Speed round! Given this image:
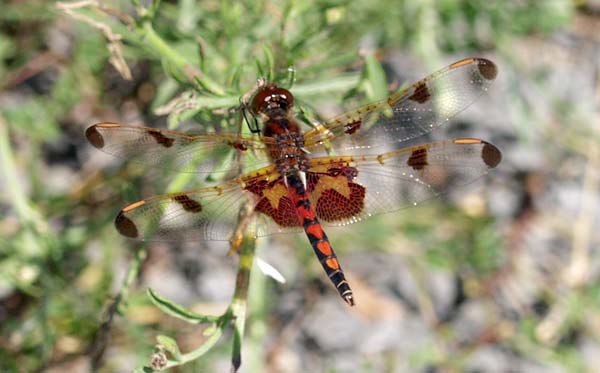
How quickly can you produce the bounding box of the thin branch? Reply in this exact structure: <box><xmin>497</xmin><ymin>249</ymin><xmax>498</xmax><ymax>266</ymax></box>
<box><xmin>56</xmin><ymin>1</ymin><xmax>133</xmax><ymax>80</ymax></box>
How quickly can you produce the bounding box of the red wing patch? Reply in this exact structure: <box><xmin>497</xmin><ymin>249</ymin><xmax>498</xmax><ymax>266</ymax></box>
<box><xmin>244</xmin><ymin>177</ymin><xmax>301</xmax><ymax>227</ymax></box>
<box><xmin>307</xmin><ymin>165</ymin><xmax>366</xmax><ymax>223</ymax></box>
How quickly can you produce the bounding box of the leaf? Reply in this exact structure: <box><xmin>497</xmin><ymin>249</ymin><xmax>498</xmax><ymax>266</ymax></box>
<box><xmin>364</xmin><ymin>53</ymin><xmax>388</xmax><ymax>102</ymax></box>
<box><xmin>202</xmin><ymin>324</ymin><xmax>215</xmax><ymax>337</ymax></box>
<box><xmin>147</xmin><ymin>288</ymin><xmax>219</xmax><ymax>324</ymax></box>
<box><xmin>156</xmin><ymin>335</ymin><xmax>182</xmax><ymax>361</ymax></box>
<box><xmin>261</xmin><ymin>44</ymin><xmax>275</xmax><ymax>82</ymax></box>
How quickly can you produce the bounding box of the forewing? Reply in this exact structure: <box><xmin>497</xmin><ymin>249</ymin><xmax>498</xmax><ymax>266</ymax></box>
<box><xmin>86</xmin><ymin>122</ymin><xmax>274</xmax><ymax>173</ymax></box>
<box><xmin>304</xmin><ymin>58</ymin><xmax>497</xmax><ymax>154</ymax></box>
<box><xmin>114</xmin><ymin>166</ymin><xmax>302</xmax><ymax>241</ymax></box>
<box><xmin>306</xmin><ymin>139</ymin><xmax>501</xmax><ymax>226</ymax></box>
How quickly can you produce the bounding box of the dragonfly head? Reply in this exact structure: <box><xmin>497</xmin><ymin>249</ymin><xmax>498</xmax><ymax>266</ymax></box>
<box><xmin>251</xmin><ymin>83</ymin><xmax>294</xmax><ymax>119</ymax></box>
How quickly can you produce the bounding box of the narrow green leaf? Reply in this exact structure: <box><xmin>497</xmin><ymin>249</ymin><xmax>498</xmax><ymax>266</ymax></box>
<box><xmin>147</xmin><ymin>288</ymin><xmax>219</xmax><ymax>324</ymax></box>
<box><xmin>255</xmin><ymin>58</ymin><xmax>266</xmax><ymax>79</ymax></box>
<box><xmin>364</xmin><ymin>53</ymin><xmax>388</xmax><ymax>102</ymax></box>
<box><xmin>261</xmin><ymin>45</ymin><xmax>275</xmax><ymax>82</ymax></box>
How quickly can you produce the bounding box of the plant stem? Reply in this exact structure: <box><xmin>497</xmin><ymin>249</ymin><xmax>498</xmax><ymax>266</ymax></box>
<box><xmin>163</xmin><ymin>320</ymin><xmax>226</xmax><ymax>369</ymax></box>
<box><xmin>0</xmin><ymin>115</ymin><xmax>43</xmax><ymax>227</ymax></box>
<box><xmin>230</xmin><ymin>233</ymin><xmax>256</xmax><ymax>371</ymax></box>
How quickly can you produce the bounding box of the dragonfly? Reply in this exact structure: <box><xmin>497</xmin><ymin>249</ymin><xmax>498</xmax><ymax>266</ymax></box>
<box><xmin>86</xmin><ymin>57</ymin><xmax>501</xmax><ymax>306</ymax></box>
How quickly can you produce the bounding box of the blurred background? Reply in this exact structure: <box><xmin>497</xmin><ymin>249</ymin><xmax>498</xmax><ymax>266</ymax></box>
<box><xmin>1</xmin><ymin>0</ymin><xmax>599</xmax><ymax>372</ymax></box>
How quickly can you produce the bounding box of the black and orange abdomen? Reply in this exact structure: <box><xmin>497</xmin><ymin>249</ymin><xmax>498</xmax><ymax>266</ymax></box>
<box><xmin>286</xmin><ymin>173</ymin><xmax>354</xmax><ymax>306</ymax></box>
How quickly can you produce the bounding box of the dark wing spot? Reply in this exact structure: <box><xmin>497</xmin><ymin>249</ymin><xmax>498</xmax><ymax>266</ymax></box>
<box><xmin>173</xmin><ymin>195</ymin><xmax>203</xmax><ymax>213</ymax></box>
<box><xmin>407</xmin><ymin>148</ymin><xmax>428</xmax><ymax>170</ymax></box>
<box><xmin>344</xmin><ymin>120</ymin><xmax>362</xmax><ymax>135</ymax></box>
<box><xmin>148</xmin><ymin>129</ymin><xmax>174</xmax><ymax>147</ymax></box>
<box><xmin>408</xmin><ymin>81</ymin><xmax>431</xmax><ymax>104</ymax></box>
<box><xmin>85</xmin><ymin>125</ymin><xmax>104</xmax><ymax>148</ymax></box>
<box><xmin>477</xmin><ymin>58</ymin><xmax>498</xmax><ymax>80</ymax></box>
<box><xmin>115</xmin><ymin>212</ymin><xmax>138</xmax><ymax>238</ymax></box>
<box><xmin>481</xmin><ymin>142</ymin><xmax>502</xmax><ymax>168</ymax></box>
<box><xmin>229</xmin><ymin>141</ymin><xmax>248</xmax><ymax>151</ymax></box>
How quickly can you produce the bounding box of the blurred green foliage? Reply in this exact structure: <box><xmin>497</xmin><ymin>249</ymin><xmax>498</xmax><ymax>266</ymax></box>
<box><xmin>0</xmin><ymin>0</ymin><xmax>582</xmax><ymax>372</ymax></box>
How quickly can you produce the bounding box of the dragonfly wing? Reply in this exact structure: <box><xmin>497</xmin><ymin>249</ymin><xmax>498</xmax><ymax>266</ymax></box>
<box><xmin>114</xmin><ymin>166</ymin><xmax>303</xmax><ymax>241</ymax></box>
<box><xmin>86</xmin><ymin>122</ymin><xmax>274</xmax><ymax>173</ymax></box>
<box><xmin>305</xmin><ymin>139</ymin><xmax>501</xmax><ymax>226</ymax></box>
<box><xmin>304</xmin><ymin>58</ymin><xmax>497</xmax><ymax>154</ymax></box>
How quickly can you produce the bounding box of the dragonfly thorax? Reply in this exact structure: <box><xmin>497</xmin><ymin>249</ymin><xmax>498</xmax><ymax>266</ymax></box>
<box><xmin>272</xmin><ymin>132</ymin><xmax>309</xmax><ymax>174</ymax></box>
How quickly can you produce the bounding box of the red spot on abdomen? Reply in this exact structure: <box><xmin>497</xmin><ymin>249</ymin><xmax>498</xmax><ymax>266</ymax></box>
<box><xmin>316</xmin><ymin>241</ymin><xmax>333</xmax><ymax>256</ymax></box>
<box><xmin>297</xmin><ymin>204</ymin><xmax>317</xmax><ymax>221</ymax></box>
<box><xmin>325</xmin><ymin>258</ymin><xmax>340</xmax><ymax>270</ymax></box>
<box><xmin>306</xmin><ymin>223</ymin><xmax>325</xmax><ymax>240</ymax></box>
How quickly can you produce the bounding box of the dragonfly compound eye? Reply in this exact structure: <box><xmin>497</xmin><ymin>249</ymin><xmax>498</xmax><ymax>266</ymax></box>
<box><xmin>251</xmin><ymin>84</ymin><xmax>294</xmax><ymax>115</ymax></box>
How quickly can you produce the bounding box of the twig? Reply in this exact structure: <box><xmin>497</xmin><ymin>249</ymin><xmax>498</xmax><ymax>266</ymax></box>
<box><xmin>56</xmin><ymin>1</ymin><xmax>133</xmax><ymax>80</ymax></box>
<box><xmin>88</xmin><ymin>247</ymin><xmax>147</xmax><ymax>369</ymax></box>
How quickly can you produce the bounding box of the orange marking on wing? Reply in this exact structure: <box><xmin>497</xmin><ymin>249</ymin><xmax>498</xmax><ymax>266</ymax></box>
<box><xmin>449</xmin><ymin>58</ymin><xmax>476</xmax><ymax>69</ymax></box>
<box><xmin>96</xmin><ymin>122</ymin><xmax>120</xmax><ymax>128</ymax></box>
<box><xmin>122</xmin><ymin>200</ymin><xmax>145</xmax><ymax>212</ymax></box>
<box><xmin>312</xmin><ymin>175</ymin><xmax>352</xmax><ymax>201</ymax></box>
<box><xmin>306</xmin><ymin>223</ymin><xmax>324</xmax><ymax>240</ymax></box>
<box><xmin>325</xmin><ymin>258</ymin><xmax>340</xmax><ymax>270</ymax></box>
<box><xmin>263</xmin><ymin>183</ymin><xmax>287</xmax><ymax>209</ymax></box>
<box><xmin>308</xmin><ymin>164</ymin><xmax>330</xmax><ymax>173</ymax></box>
<box><xmin>316</xmin><ymin>241</ymin><xmax>333</xmax><ymax>256</ymax></box>
<box><xmin>453</xmin><ymin>138</ymin><xmax>482</xmax><ymax>144</ymax></box>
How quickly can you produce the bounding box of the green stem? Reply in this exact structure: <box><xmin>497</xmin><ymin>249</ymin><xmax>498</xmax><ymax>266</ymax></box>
<box><xmin>229</xmin><ymin>234</ymin><xmax>255</xmax><ymax>371</ymax></box>
<box><xmin>147</xmin><ymin>231</ymin><xmax>256</xmax><ymax>370</ymax></box>
<box><xmin>89</xmin><ymin>246</ymin><xmax>147</xmax><ymax>368</ymax></box>
<box><xmin>0</xmin><ymin>115</ymin><xmax>42</xmax><ymax>226</ymax></box>
<box><xmin>119</xmin><ymin>246</ymin><xmax>147</xmax><ymax>309</ymax></box>
<box><xmin>163</xmin><ymin>319</ymin><xmax>227</xmax><ymax>369</ymax></box>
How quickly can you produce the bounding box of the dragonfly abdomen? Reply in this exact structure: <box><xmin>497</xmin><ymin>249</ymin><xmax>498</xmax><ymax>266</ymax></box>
<box><xmin>286</xmin><ymin>172</ymin><xmax>355</xmax><ymax>306</ymax></box>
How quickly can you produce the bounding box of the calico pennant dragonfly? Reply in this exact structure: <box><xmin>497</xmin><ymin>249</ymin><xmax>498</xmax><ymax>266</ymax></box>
<box><xmin>86</xmin><ymin>57</ymin><xmax>501</xmax><ymax>306</ymax></box>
